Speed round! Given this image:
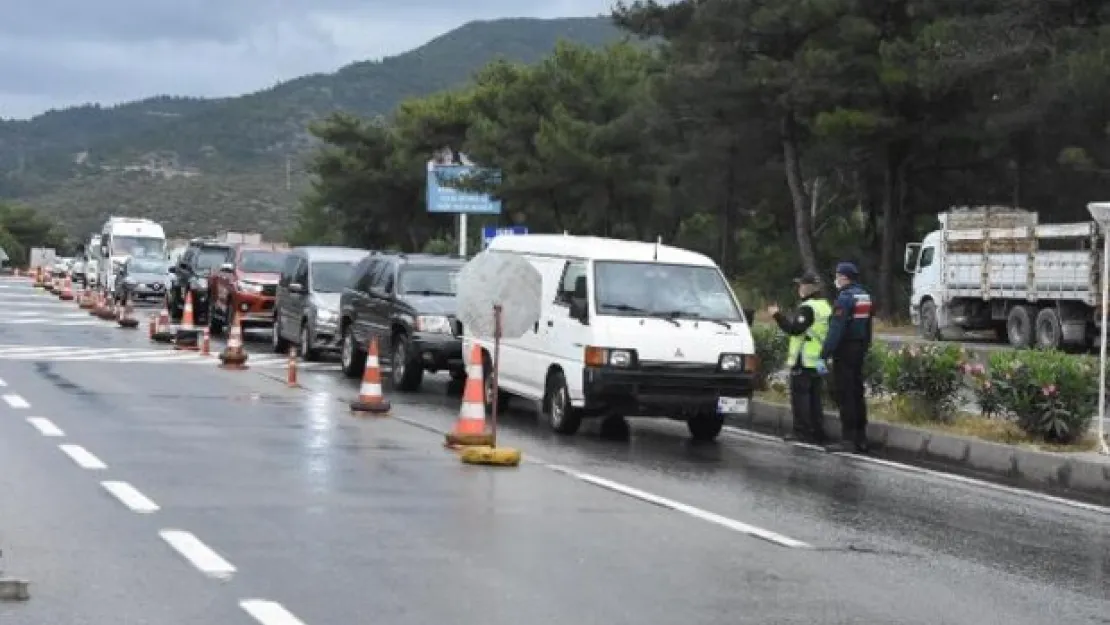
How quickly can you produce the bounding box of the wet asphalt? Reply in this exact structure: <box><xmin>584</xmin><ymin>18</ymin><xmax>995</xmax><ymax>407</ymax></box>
<box><xmin>0</xmin><ymin>279</ymin><xmax>1108</xmax><ymax>625</ymax></box>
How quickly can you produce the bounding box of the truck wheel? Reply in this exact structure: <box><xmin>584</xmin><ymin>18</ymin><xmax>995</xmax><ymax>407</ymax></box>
<box><xmin>919</xmin><ymin>301</ymin><xmax>940</xmax><ymax>340</ymax></box>
<box><xmin>544</xmin><ymin>370</ymin><xmax>582</xmax><ymax>435</ymax></box>
<box><xmin>1034</xmin><ymin>308</ymin><xmax>1063</xmax><ymax>350</ymax></box>
<box><xmin>1006</xmin><ymin>305</ymin><xmax>1035</xmax><ymax>348</ymax></box>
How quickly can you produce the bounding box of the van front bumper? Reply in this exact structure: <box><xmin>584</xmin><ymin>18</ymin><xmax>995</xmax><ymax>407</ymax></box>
<box><xmin>581</xmin><ymin>364</ymin><xmax>754</xmax><ymax>417</ymax></box>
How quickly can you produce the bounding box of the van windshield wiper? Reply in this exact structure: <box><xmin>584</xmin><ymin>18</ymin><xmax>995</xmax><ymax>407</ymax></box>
<box><xmin>404</xmin><ymin>290</ymin><xmax>454</xmax><ymax>296</ymax></box>
<box><xmin>601</xmin><ymin>302</ymin><xmax>680</xmax><ymax>326</ymax></box>
<box><xmin>656</xmin><ymin>310</ymin><xmax>731</xmax><ymax>329</ymax></box>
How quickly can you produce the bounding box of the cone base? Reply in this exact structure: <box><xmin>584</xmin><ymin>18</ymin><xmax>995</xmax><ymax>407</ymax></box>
<box><xmin>218</xmin><ymin>351</ymin><xmax>249</xmax><ymax>369</ymax></box>
<box><xmin>350</xmin><ymin>399</ymin><xmax>390</xmax><ymax>414</ymax></box>
<box><xmin>78</xmin><ymin>301</ymin><xmax>94</xmax><ymax>309</ymax></box>
<box><xmin>118</xmin><ymin>318</ymin><xmax>139</xmax><ymax>328</ymax></box>
<box><xmin>445</xmin><ymin>432</ymin><xmax>495</xmax><ymax>448</ymax></box>
<box><xmin>459</xmin><ymin>446</ymin><xmax>522</xmax><ymax>467</ymax></box>
<box><xmin>95</xmin><ymin>310</ymin><xmax>116</xmax><ymax>320</ymax></box>
<box><xmin>59</xmin><ymin>293</ymin><xmax>74</xmax><ymax>301</ymax></box>
<box><xmin>151</xmin><ymin>331</ymin><xmax>173</xmax><ymax>343</ymax></box>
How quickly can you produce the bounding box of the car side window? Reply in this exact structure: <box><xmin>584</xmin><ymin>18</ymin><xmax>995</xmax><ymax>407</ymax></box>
<box><xmin>294</xmin><ymin>261</ymin><xmax>308</xmax><ymax>286</ymax></box>
<box><xmin>279</xmin><ymin>255</ymin><xmax>299</xmax><ymax>286</ymax></box>
<box><xmin>555</xmin><ymin>261</ymin><xmax>587</xmax><ymax>305</ymax></box>
<box><xmin>381</xmin><ymin>263</ymin><xmax>395</xmax><ymax>295</ymax></box>
<box><xmin>355</xmin><ymin>259</ymin><xmax>379</xmax><ymax>294</ymax></box>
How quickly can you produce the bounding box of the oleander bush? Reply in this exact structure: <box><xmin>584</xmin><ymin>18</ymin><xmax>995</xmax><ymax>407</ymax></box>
<box><xmin>876</xmin><ymin>344</ymin><xmax>966</xmax><ymax>422</ymax></box>
<box><xmin>979</xmin><ymin>350</ymin><xmax>1097</xmax><ymax>444</ymax></box>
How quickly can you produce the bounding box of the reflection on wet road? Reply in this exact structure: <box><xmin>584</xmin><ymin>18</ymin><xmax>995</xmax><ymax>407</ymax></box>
<box><xmin>0</xmin><ymin>280</ymin><xmax>1107</xmax><ymax>625</ymax></box>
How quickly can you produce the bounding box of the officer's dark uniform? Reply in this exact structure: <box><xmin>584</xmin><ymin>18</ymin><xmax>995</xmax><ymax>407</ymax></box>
<box><xmin>820</xmin><ymin>262</ymin><xmax>873</xmax><ymax>453</ymax></box>
<box><xmin>772</xmin><ymin>272</ymin><xmax>830</xmax><ymax>444</ymax></box>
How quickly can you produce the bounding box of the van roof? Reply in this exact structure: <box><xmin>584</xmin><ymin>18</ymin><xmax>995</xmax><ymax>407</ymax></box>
<box><xmin>488</xmin><ymin>234</ymin><xmax>718</xmax><ymax>267</ymax></box>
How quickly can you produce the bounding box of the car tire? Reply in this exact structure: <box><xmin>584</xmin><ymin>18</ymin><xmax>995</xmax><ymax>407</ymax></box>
<box><xmin>340</xmin><ymin>325</ymin><xmax>366</xmax><ymax>379</ymax></box>
<box><xmin>481</xmin><ymin>351</ymin><xmax>511</xmax><ymax>416</ymax></box>
<box><xmin>271</xmin><ymin>315</ymin><xmax>290</xmax><ymax>353</ymax></box>
<box><xmin>687</xmin><ymin>411</ymin><xmax>724</xmax><ymax>442</ymax></box>
<box><xmin>390</xmin><ymin>333</ymin><xmax>424</xmax><ymax>392</ymax></box>
<box><xmin>300</xmin><ymin>322</ymin><xmax>320</xmax><ymax>362</ymax></box>
<box><xmin>543</xmin><ymin>369</ymin><xmax>582</xmax><ymax>435</ymax></box>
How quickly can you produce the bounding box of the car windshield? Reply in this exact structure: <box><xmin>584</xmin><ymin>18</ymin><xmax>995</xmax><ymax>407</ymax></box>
<box><xmin>593</xmin><ymin>261</ymin><xmax>742</xmax><ymax>321</ymax></box>
<box><xmin>195</xmin><ymin>248</ymin><xmax>230</xmax><ymax>273</ymax></box>
<box><xmin>310</xmin><ymin>261</ymin><xmax>356</xmax><ymax>293</ymax></box>
<box><xmin>130</xmin><ymin>259</ymin><xmax>168</xmax><ymax>274</ymax></box>
<box><xmin>399</xmin><ymin>266</ymin><xmax>459</xmax><ymax>296</ymax></box>
<box><xmin>240</xmin><ymin>250</ymin><xmax>287</xmax><ymax>273</ymax></box>
<box><xmin>113</xmin><ymin>236</ymin><xmax>165</xmax><ymax>259</ymax></box>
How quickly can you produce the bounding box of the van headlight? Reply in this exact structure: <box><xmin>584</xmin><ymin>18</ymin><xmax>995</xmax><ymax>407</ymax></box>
<box><xmin>584</xmin><ymin>346</ymin><xmax>637</xmax><ymax>368</ymax></box>
<box><xmin>415</xmin><ymin>315</ymin><xmax>452</xmax><ymax>334</ymax></box>
<box><xmin>719</xmin><ymin>354</ymin><xmax>743</xmax><ymax>371</ymax></box>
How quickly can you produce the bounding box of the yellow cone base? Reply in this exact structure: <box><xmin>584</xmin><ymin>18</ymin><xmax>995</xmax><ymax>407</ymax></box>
<box><xmin>0</xmin><ymin>577</ymin><xmax>30</xmax><ymax>601</ymax></box>
<box><xmin>445</xmin><ymin>432</ymin><xmax>495</xmax><ymax>448</ymax></box>
<box><xmin>460</xmin><ymin>446</ymin><xmax>522</xmax><ymax>467</ymax></box>
<box><xmin>118</xmin><ymin>318</ymin><xmax>139</xmax><ymax>329</ymax></box>
<box><xmin>351</xmin><ymin>399</ymin><xmax>390</xmax><ymax>414</ymax></box>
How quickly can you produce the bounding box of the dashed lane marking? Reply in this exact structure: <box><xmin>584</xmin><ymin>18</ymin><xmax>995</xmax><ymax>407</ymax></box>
<box><xmin>101</xmin><ymin>481</ymin><xmax>160</xmax><ymax>513</ymax></box>
<box><xmin>159</xmin><ymin>530</ymin><xmax>236</xmax><ymax>579</ymax></box>
<box><xmin>26</xmin><ymin>417</ymin><xmax>64</xmax><ymax>437</ymax></box>
<box><xmin>240</xmin><ymin>600</ymin><xmax>309</xmax><ymax>625</ymax></box>
<box><xmin>545</xmin><ymin>463</ymin><xmax>813</xmax><ymax>549</ymax></box>
<box><xmin>58</xmin><ymin>444</ymin><xmax>107</xmax><ymax>469</ymax></box>
<box><xmin>3</xmin><ymin>394</ymin><xmax>30</xmax><ymax>408</ymax></box>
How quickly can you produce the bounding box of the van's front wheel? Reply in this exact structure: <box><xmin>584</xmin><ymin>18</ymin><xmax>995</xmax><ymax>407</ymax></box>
<box><xmin>544</xmin><ymin>370</ymin><xmax>581</xmax><ymax>435</ymax></box>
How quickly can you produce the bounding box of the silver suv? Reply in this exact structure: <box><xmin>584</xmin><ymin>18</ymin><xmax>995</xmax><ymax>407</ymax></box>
<box><xmin>271</xmin><ymin>246</ymin><xmax>370</xmax><ymax>360</ymax></box>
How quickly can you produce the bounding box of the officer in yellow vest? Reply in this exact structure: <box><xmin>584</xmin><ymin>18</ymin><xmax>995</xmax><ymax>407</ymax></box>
<box><xmin>767</xmin><ymin>272</ymin><xmax>832</xmax><ymax>444</ymax></box>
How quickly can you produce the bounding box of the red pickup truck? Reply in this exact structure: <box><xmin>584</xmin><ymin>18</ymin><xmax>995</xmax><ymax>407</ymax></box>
<box><xmin>208</xmin><ymin>244</ymin><xmax>289</xmax><ymax>333</ymax></box>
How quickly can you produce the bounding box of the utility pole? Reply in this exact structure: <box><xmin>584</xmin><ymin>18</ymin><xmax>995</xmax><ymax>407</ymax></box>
<box><xmin>285</xmin><ymin>155</ymin><xmax>291</xmax><ymax>191</ymax></box>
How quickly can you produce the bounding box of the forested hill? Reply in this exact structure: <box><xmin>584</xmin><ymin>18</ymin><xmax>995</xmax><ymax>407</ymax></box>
<box><xmin>0</xmin><ymin>17</ymin><xmax>624</xmax><ymax>237</ymax></box>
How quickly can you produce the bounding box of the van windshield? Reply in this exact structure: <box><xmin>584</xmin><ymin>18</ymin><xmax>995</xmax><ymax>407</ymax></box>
<box><xmin>113</xmin><ymin>236</ymin><xmax>165</xmax><ymax>259</ymax></box>
<box><xmin>593</xmin><ymin>261</ymin><xmax>741</xmax><ymax>322</ymax></box>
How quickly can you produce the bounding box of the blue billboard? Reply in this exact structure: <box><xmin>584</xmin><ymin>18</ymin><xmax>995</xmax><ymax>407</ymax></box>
<box><xmin>426</xmin><ymin>164</ymin><xmax>502</xmax><ymax>215</ymax></box>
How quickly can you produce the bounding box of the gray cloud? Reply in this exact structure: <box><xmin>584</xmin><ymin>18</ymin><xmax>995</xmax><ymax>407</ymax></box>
<box><xmin>0</xmin><ymin>0</ymin><xmax>613</xmax><ymax>119</ymax></box>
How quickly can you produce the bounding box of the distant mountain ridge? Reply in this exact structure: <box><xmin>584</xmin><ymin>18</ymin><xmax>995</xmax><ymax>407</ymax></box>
<box><xmin>0</xmin><ymin>17</ymin><xmax>624</xmax><ymax>238</ymax></box>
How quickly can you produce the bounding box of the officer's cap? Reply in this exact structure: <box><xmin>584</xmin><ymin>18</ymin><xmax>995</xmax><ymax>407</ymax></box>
<box><xmin>835</xmin><ymin>261</ymin><xmax>859</xmax><ymax>278</ymax></box>
<box><xmin>793</xmin><ymin>271</ymin><xmax>821</xmax><ymax>286</ymax></box>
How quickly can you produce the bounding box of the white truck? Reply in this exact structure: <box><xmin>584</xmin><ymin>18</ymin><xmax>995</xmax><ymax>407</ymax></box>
<box><xmin>905</xmin><ymin>206</ymin><xmax>1099</xmax><ymax>350</ymax></box>
<box><xmin>97</xmin><ymin>217</ymin><xmax>167</xmax><ymax>295</ymax></box>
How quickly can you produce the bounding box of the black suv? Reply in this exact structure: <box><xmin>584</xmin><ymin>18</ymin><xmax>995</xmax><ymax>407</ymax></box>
<box><xmin>169</xmin><ymin>239</ymin><xmax>233</xmax><ymax>323</ymax></box>
<box><xmin>339</xmin><ymin>253</ymin><xmax>465</xmax><ymax>391</ymax></box>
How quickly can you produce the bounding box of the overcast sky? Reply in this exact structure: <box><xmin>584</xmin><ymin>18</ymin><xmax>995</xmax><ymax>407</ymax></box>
<box><xmin>0</xmin><ymin>0</ymin><xmax>614</xmax><ymax>120</ymax></box>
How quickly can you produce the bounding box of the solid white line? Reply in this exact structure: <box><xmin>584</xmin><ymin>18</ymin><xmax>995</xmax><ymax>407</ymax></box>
<box><xmin>58</xmin><ymin>444</ymin><xmax>107</xmax><ymax>469</ymax></box>
<box><xmin>101</xmin><ymin>481</ymin><xmax>160</xmax><ymax>513</ymax></box>
<box><xmin>3</xmin><ymin>394</ymin><xmax>30</xmax><ymax>408</ymax></box>
<box><xmin>159</xmin><ymin>530</ymin><xmax>236</xmax><ymax>579</ymax></box>
<box><xmin>545</xmin><ymin>463</ymin><xmax>812</xmax><ymax>549</ymax></box>
<box><xmin>26</xmin><ymin>417</ymin><xmax>64</xmax><ymax>437</ymax></box>
<box><xmin>721</xmin><ymin>425</ymin><xmax>1110</xmax><ymax>516</ymax></box>
<box><xmin>240</xmin><ymin>600</ymin><xmax>309</xmax><ymax>625</ymax></box>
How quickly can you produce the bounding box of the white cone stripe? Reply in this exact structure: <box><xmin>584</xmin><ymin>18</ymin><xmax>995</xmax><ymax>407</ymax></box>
<box><xmin>367</xmin><ymin>355</ymin><xmax>379</xmax><ymax>367</ymax></box>
<box><xmin>459</xmin><ymin>402</ymin><xmax>485</xmax><ymax>420</ymax></box>
<box><xmin>466</xmin><ymin>364</ymin><xmax>483</xmax><ymax>378</ymax></box>
<box><xmin>358</xmin><ymin>382</ymin><xmax>382</xmax><ymax>396</ymax></box>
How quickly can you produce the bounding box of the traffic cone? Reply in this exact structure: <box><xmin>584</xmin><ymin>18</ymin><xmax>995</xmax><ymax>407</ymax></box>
<box><xmin>148</xmin><ymin>313</ymin><xmax>156</xmax><ymax>339</ymax></box>
<box><xmin>33</xmin><ymin>267</ymin><xmax>44</xmax><ymax>288</ymax></box>
<box><xmin>350</xmin><ymin>336</ymin><xmax>390</xmax><ymax>414</ymax></box>
<box><xmin>117</xmin><ymin>294</ymin><xmax>138</xmax><ymax>328</ymax></box>
<box><xmin>445</xmin><ymin>345</ymin><xmax>494</xmax><ymax>448</ymax></box>
<box><xmin>200</xmin><ymin>328</ymin><xmax>210</xmax><ymax>355</ymax></box>
<box><xmin>89</xmin><ymin>291</ymin><xmax>102</xmax><ymax>316</ymax></box>
<box><xmin>174</xmin><ymin>292</ymin><xmax>199</xmax><ymax>349</ymax></box>
<box><xmin>287</xmin><ymin>346</ymin><xmax>299</xmax><ymax>387</ymax></box>
<box><xmin>218</xmin><ymin>310</ymin><xmax>249</xmax><ymax>368</ymax></box>
<box><xmin>96</xmin><ymin>291</ymin><xmax>116</xmax><ymax>320</ymax></box>
<box><xmin>78</xmin><ymin>286</ymin><xmax>93</xmax><ymax>309</ymax></box>
<box><xmin>152</xmin><ymin>298</ymin><xmax>173</xmax><ymax>343</ymax></box>
<box><xmin>58</xmin><ymin>275</ymin><xmax>74</xmax><ymax>301</ymax></box>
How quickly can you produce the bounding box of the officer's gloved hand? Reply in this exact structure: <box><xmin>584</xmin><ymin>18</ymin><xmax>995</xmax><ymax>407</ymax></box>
<box><xmin>815</xmin><ymin>360</ymin><xmax>828</xmax><ymax>375</ymax></box>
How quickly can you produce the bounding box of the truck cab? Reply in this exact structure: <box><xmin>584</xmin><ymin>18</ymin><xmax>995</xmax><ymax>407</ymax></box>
<box><xmin>904</xmin><ymin>230</ymin><xmax>944</xmax><ymax>332</ymax></box>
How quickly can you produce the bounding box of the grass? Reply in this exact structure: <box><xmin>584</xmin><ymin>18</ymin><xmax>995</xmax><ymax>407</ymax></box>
<box><xmin>751</xmin><ymin>310</ymin><xmax>916</xmax><ymax>336</ymax></box>
<box><xmin>755</xmin><ymin>389</ymin><xmax>1100</xmax><ymax>453</ymax></box>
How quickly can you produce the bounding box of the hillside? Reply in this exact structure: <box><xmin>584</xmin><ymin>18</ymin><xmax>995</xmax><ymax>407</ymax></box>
<box><xmin>0</xmin><ymin>17</ymin><xmax>624</xmax><ymax>239</ymax></box>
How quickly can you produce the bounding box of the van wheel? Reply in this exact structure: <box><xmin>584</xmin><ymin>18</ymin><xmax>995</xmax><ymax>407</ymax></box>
<box><xmin>1007</xmin><ymin>306</ymin><xmax>1035</xmax><ymax>348</ymax></box>
<box><xmin>1035</xmin><ymin>308</ymin><xmax>1063</xmax><ymax>350</ymax></box>
<box><xmin>687</xmin><ymin>411</ymin><xmax>724</xmax><ymax>442</ymax></box>
<box><xmin>544</xmin><ymin>370</ymin><xmax>582</xmax><ymax>435</ymax></box>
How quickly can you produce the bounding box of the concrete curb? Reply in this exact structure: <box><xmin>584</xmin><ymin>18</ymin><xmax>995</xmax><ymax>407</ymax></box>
<box><xmin>731</xmin><ymin>400</ymin><xmax>1110</xmax><ymax>501</ymax></box>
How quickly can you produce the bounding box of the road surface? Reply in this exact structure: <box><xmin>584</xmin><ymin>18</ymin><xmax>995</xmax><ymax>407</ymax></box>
<box><xmin>1</xmin><ymin>278</ymin><xmax>1108</xmax><ymax>624</ymax></box>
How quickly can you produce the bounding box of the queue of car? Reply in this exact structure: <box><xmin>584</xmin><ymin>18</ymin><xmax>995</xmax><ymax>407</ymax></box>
<box><xmin>65</xmin><ymin>229</ymin><xmax>757</xmax><ymax>442</ymax></box>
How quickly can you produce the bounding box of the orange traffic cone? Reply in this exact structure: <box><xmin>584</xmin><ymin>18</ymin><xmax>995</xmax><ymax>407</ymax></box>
<box><xmin>287</xmin><ymin>347</ymin><xmax>299</xmax><ymax>387</ymax></box>
<box><xmin>445</xmin><ymin>345</ymin><xmax>494</xmax><ymax>448</ymax></box>
<box><xmin>201</xmin><ymin>328</ymin><xmax>210</xmax><ymax>355</ymax></box>
<box><xmin>350</xmin><ymin>336</ymin><xmax>390</xmax><ymax>414</ymax></box>
<box><xmin>96</xmin><ymin>291</ymin><xmax>116</xmax><ymax>320</ymax></box>
<box><xmin>59</xmin><ymin>275</ymin><xmax>74</xmax><ymax>301</ymax></box>
<box><xmin>174</xmin><ymin>292</ymin><xmax>200</xmax><ymax>349</ymax></box>
<box><xmin>118</xmin><ymin>294</ymin><xmax>138</xmax><ymax>328</ymax></box>
<box><xmin>152</xmin><ymin>297</ymin><xmax>173</xmax><ymax>343</ymax></box>
<box><xmin>218</xmin><ymin>310</ymin><xmax>249</xmax><ymax>368</ymax></box>
<box><xmin>78</xmin><ymin>285</ymin><xmax>93</xmax><ymax>309</ymax></box>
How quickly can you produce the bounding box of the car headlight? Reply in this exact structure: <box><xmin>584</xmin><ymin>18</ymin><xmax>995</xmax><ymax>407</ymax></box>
<box><xmin>237</xmin><ymin>280</ymin><xmax>263</xmax><ymax>294</ymax></box>
<box><xmin>719</xmin><ymin>354</ymin><xmax>743</xmax><ymax>371</ymax></box>
<box><xmin>123</xmin><ymin>277</ymin><xmax>136</xmax><ymax>286</ymax></box>
<box><xmin>415</xmin><ymin>315</ymin><xmax>452</xmax><ymax>334</ymax></box>
<box><xmin>316</xmin><ymin>309</ymin><xmax>337</xmax><ymax>324</ymax></box>
<box><xmin>584</xmin><ymin>346</ymin><xmax>637</xmax><ymax>367</ymax></box>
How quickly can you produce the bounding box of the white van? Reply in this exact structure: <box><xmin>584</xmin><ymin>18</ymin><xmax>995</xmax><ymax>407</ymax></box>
<box><xmin>464</xmin><ymin>234</ymin><xmax>757</xmax><ymax>441</ymax></box>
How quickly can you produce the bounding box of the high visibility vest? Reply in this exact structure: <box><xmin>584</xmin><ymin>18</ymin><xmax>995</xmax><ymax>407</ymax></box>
<box><xmin>787</xmin><ymin>299</ymin><xmax>832</xmax><ymax>368</ymax></box>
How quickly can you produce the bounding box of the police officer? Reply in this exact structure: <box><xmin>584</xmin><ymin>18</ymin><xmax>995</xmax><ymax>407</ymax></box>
<box><xmin>768</xmin><ymin>272</ymin><xmax>832</xmax><ymax>444</ymax></box>
<box><xmin>820</xmin><ymin>262</ymin><xmax>873</xmax><ymax>453</ymax></box>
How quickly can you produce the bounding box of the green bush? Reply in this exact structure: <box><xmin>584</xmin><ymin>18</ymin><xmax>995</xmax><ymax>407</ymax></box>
<box><xmin>981</xmin><ymin>350</ymin><xmax>1097</xmax><ymax>444</ymax></box>
<box><xmin>751</xmin><ymin>324</ymin><xmax>787</xmax><ymax>390</ymax></box>
<box><xmin>876</xmin><ymin>344</ymin><xmax>965</xmax><ymax>422</ymax></box>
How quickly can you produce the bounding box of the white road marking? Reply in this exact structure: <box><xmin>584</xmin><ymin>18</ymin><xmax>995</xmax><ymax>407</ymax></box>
<box><xmin>545</xmin><ymin>463</ymin><xmax>812</xmax><ymax>549</ymax></box>
<box><xmin>101</xmin><ymin>481</ymin><xmax>160</xmax><ymax>513</ymax></box>
<box><xmin>0</xmin><ymin>377</ymin><xmax>6</xmax><ymax>386</ymax></box>
<box><xmin>240</xmin><ymin>600</ymin><xmax>309</xmax><ymax>625</ymax></box>
<box><xmin>58</xmin><ymin>444</ymin><xmax>107</xmax><ymax>469</ymax></box>
<box><xmin>721</xmin><ymin>426</ymin><xmax>1110</xmax><ymax>516</ymax></box>
<box><xmin>159</xmin><ymin>530</ymin><xmax>236</xmax><ymax>579</ymax></box>
<box><xmin>3</xmin><ymin>394</ymin><xmax>30</xmax><ymax>408</ymax></box>
<box><xmin>26</xmin><ymin>417</ymin><xmax>64</xmax><ymax>437</ymax></box>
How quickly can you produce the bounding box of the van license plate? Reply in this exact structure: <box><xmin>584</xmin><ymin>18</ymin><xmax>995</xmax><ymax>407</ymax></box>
<box><xmin>717</xmin><ymin>397</ymin><xmax>749</xmax><ymax>414</ymax></box>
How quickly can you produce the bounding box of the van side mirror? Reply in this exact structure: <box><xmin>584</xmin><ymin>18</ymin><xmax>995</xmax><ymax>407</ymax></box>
<box><xmin>569</xmin><ymin>297</ymin><xmax>589</xmax><ymax>324</ymax></box>
<box><xmin>289</xmin><ymin>283</ymin><xmax>305</xmax><ymax>294</ymax></box>
<box><xmin>743</xmin><ymin>308</ymin><xmax>755</xmax><ymax>322</ymax></box>
<box><xmin>573</xmin><ymin>275</ymin><xmax>587</xmax><ymax>299</ymax></box>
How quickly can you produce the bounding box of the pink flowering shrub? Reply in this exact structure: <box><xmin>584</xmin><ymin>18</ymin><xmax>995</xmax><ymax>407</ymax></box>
<box><xmin>983</xmin><ymin>351</ymin><xmax>1097</xmax><ymax>444</ymax></box>
<box><xmin>877</xmin><ymin>344</ymin><xmax>965</xmax><ymax>421</ymax></box>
